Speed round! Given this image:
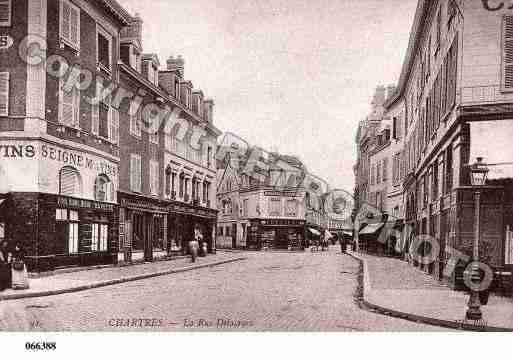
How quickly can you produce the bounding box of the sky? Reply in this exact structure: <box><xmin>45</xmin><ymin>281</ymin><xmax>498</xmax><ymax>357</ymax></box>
<box><xmin>118</xmin><ymin>0</ymin><xmax>418</xmax><ymax>193</ymax></box>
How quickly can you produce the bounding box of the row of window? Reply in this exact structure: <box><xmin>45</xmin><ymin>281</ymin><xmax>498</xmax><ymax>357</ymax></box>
<box><xmin>56</xmin><ymin>208</ymin><xmax>108</xmax><ymax>255</ymax></box>
<box><xmin>370</xmin><ymin>158</ymin><xmax>388</xmax><ymax>186</ymax></box>
<box><xmin>404</xmin><ymin>37</ymin><xmax>458</xmax><ymax>177</ymax></box>
<box><xmin>59</xmin><ymin>166</ymin><xmax>115</xmax><ymax>203</ymax></box>
<box><xmin>405</xmin><ymin>0</ymin><xmax>458</xmax><ymax>134</ymax></box>
<box><xmin>136</xmin><ymin>162</ymin><xmax>212</xmax><ymax>204</ymax></box>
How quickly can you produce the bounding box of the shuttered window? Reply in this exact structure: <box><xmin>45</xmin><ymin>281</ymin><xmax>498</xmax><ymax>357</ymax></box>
<box><xmin>59</xmin><ymin>77</ymin><xmax>79</xmax><ymax>127</ymax></box>
<box><xmin>0</xmin><ymin>72</ymin><xmax>8</xmax><ymax>116</ymax></box>
<box><xmin>97</xmin><ymin>30</ymin><xmax>111</xmax><ymax>71</ymax></box>
<box><xmin>60</xmin><ymin>0</ymin><xmax>80</xmax><ymax>50</ymax></box>
<box><xmin>130</xmin><ymin>154</ymin><xmax>142</xmax><ymax>193</ymax></box>
<box><xmin>149</xmin><ymin>159</ymin><xmax>159</xmax><ymax>195</ymax></box>
<box><xmin>60</xmin><ymin>166</ymin><xmax>82</xmax><ymax>197</ymax></box>
<box><xmin>129</xmin><ymin>102</ymin><xmax>141</xmax><ymax>137</ymax></box>
<box><xmin>0</xmin><ymin>0</ymin><xmax>11</xmax><ymax>26</ymax></box>
<box><xmin>504</xmin><ymin>16</ymin><xmax>513</xmax><ymax>90</ymax></box>
<box><xmin>110</xmin><ymin>107</ymin><xmax>119</xmax><ymax>144</ymax></box>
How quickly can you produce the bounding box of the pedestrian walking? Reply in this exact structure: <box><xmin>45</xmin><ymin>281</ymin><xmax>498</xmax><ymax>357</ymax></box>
<box><xmin>189</xmin><ymin>229</ymin><xmax>199</xmax><ymax>263</ymax></box>
<box><xmin>11</xmin><ymin>243</ymin><xmax>28</xmax><ymax>290</ymax></box>
<box><xmin>340</xmin><ymin>235</ymin><xmax>346</xmax><ymax>254</ymax></box>
<box><xmin>0</xmin><ymin>239</ymin><xmax>12</xmax><ymax>291</ymax></box>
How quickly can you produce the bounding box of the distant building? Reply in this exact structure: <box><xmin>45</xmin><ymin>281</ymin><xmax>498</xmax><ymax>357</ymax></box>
<box><xmin>216</xmin><ymin>143</ymin><xmax>334</xmax><ymax>250</ymax></box>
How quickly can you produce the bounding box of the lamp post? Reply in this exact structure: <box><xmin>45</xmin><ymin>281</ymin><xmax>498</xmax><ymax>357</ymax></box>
<box><xmin>466</xmin><ymin>157</ymin><xmax>489</xmax><ymax>321</ymax></box>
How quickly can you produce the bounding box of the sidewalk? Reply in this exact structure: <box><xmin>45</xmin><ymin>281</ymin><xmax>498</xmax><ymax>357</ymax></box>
<box><xmin>0</xmin><ymin>252</ymin><xmax>246</xmax><ymax>301</ymax></box>
<box><xmin>349</xmin><ymin>251</ymin><xmax>513</xmax><ymax>331</ymax></box>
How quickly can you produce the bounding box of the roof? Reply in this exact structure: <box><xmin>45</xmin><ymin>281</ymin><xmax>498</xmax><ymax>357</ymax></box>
<box><xmin>98</xmin><ymin>0</ymin><xmax>133</xmax><ymax>26</ymax></box>
<box><xmin>384</xmin><ymin>0</ymin><xmax>431</xmax><ymax>109</ymax></box>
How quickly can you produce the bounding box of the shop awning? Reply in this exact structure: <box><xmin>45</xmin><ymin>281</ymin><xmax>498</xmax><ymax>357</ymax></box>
<box><xmin>359</xmin><ymin>223</ymin><xmax>384</xmax><ymax>235</ymax></box>
<box><xmin>325</xmin><ymin>230</ymin><xmax>334</xmax><ymax>239</ymax></box>
<box><xmin>343</xmin><ymin>230</ymin><xmax>353</xmax><ymax>237</ymax></box>
<box><xmin>0</xmin><ymin>199</ymin><xmax>5</xmax><ymax>206</ymax></box>
<box><xmin>308</xmin><ymin>228</ymin><xmax>321</xmax><ymax>236</ymax></box>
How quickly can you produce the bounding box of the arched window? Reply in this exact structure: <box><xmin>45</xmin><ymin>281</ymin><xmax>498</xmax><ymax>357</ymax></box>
<box><xmin>94</xmin><ymin>174</ymin><xmax>113</xmax><ymax>202</ymax></box>
<box><xmin>59</xmin><ymin>166</ymin><xmax>82</xmax><ymax>198</ymax></box>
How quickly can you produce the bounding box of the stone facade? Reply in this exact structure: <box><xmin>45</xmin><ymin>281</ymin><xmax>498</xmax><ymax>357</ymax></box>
<box><xmin>354</xmin><ymin>0</ymin><xmax>513</xmax><ymax>282</ymax></box>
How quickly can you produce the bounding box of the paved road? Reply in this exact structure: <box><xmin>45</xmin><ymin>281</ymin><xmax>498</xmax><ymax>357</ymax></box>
<box><xmin>0</xmin><ymin>250</ymin><xmax>444</xmax><ymax>331</ymax></box>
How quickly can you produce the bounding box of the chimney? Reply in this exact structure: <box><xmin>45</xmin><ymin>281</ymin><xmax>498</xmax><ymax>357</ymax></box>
<box><xmin>386</xmin><ymin>84</ymin><xmax>396</xmax><ymax>101</ymax></box>
<box><xmin>371</xmin><ymin>85</ymin><xmax>386</xmax><ymax>106</ymax></box>
<box><xmin>121</xmin><ymin>13</ymin><xmax>143</xmax><ymax>49</ymax></box>
<box><xmin>204</xmin><ymin>99</ymin><xmax>214</xmax><ymax>123</ymax></box>
<box><xmin>167</xmin><ymin>55</ymin><xmax>185</xmax><ymax>78</ymax></box>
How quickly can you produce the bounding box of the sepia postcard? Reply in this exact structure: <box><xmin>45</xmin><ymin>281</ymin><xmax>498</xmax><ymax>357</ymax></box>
<box><xmin>0</xmin><ymin>0</ymin><xmax>512</xmax><ymax>355</ymax></box>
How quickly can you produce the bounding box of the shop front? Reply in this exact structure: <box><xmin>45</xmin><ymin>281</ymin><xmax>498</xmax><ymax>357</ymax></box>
<box><xmin>0</xmin><ymin>139</ymin><xmax>120</xmax><ymax>272</ymax></box>
<box><xmin>118</xmin><ymin>192</ymin><xmax>217</xmax><ymax>262</ymax></box>
<box><xmin>118</xmin><ymin>192</ymin><xmax>168</xmax><ymax>263</ymax></box>
<box><xmin>166</xmin><ymin>203</ymin><xmax>217</xmax><ymax>255</ymax></box>
<box><xmin>246</xmin><ymin>219</ymin><xmax>306</xmax><ymax>250</ymax></box>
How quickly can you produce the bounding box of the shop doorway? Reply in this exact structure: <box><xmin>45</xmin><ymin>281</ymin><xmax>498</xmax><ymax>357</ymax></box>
<box><xmin>232</xmin><ymin>223</ymin><xmax>237</xmax><ymax>249</ymax></box>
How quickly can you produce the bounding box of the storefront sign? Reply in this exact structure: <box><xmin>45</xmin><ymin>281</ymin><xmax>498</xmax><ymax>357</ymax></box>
<box><xmin>0</xmin><ymin>35</ymin><xmax>13</xmax><ymax>50</ymax></box>
<box><xmin>58</xmin><ymin>196</ymin><xmax>115</xmax><ymax>211</ymax></box>
<box><xmin>0</xmin><ymin>143</ymin><xmax>117</xmax><ymax>177</ymax></box>
<box><xmin>121</xmin><ymin>198</ymin><xmax>166</xmax><ymax>213</ymax></box>
<box><xmin>264</xmin><ymin>191</ymin><xmax>301</xmax><ymax>197</ymax></box>
<box><xmin>481</xmin><ymin>0</ymin><xmax>513</xmax><ymax>11</ymax></box>
<box><xmin>42</xmin><ymin>144</ymin><xmax>117</xmax><ymax>177</ymax></box>
<box><xmin>260</xmin><ymin>219</ymin><xmax>305</xmax><ymax>226</ymax></box>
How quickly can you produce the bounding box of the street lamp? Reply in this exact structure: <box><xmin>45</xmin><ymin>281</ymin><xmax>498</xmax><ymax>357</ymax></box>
<box><xmin>466</xmin><ymin>157</ymin><xmax>490</xmax><ymax>321</ymax></box>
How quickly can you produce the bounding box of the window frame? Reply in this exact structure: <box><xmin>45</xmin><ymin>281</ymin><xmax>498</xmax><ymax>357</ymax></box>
<box><xmin>0</xmin><ymin>0</ymin><xmax>12</xmax><ymax>27</ymax></box>
<box><xmin>0</xmin><ymin>71</ymin><xmax>9</xmax><ymax>116</ymax></box>
<box><xmin>59</xmin><ymin>76</ymin><xmax>80</xmax><ymax>128</ymax></box>
<box><xmin>96</xmin><ymin>25</ymin><xmax>113</xmax><ymax>74</ymax></box>
<box><xmin>59</xmin><ymin>0</ymin><xmax>81</xmax><ymax>52</ymax></box>
<box><xmin>130</xmin><ymin>154</ymin><xmax>142</xmax><ymax>193</ymax></box>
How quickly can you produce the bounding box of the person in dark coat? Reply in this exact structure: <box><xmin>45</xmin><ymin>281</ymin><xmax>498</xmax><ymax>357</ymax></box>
<box><xmin>0</xmin><ymin>239</ymin><xmax>12</xmax><ymax>291</ymax></box>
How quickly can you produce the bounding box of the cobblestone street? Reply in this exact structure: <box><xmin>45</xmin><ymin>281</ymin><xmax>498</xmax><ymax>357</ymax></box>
<box><xmin>0</xmin><ymin>250</ymin><xmax>444</xmax><ymax>331</ymax></box>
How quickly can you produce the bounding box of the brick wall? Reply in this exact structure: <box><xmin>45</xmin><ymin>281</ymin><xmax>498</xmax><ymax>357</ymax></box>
<box><xmin>0</xmin><ymin>0</ymin><xmax>28</xmax><ymax>130</ymax></box>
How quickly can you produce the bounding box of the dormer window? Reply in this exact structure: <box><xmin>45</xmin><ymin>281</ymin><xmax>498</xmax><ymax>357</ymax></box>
<box><xmin>97</xmin><ymin>26</ymin><xmax>112</xmax><ymax>74</ymax></box>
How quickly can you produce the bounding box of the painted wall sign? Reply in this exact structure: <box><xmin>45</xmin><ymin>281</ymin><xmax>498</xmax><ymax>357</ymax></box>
<box><xmin>482</xmin><ymin>0</ymin><xmax>513</xmax><ymax>11</ymax></box>
<box><xmin>0</xmin><ymin>35</ymin><xmax>13</xmax><ymax>50</ymax></box>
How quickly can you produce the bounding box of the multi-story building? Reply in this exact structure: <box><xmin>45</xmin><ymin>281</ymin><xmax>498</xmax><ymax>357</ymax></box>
<box><xmin>216</xmin><ymin>143</ymin><xmax>338</xmax><ymax>250</ymax></box>
<box><xmin>116</xmin><ymin>15</ymin><xmax>220</xmax><ymax>263</ymax></box>
<box><xmin>0</xmin><ymin>0</ymin><xmax>132</xmax><ymax>271</ymax></box>
<box><xmin>0</xmin><ymin>0</ymin><xmax>220</xmax><ymax>272</ymax></box>
<box><xmin>216</xmin><ymin>149</ymin><xmax>308</xmax><ymax>250</ymax></box>
<box><xmin>355</xmin><ymin>0</ymin><xmax>513</xmax><ymax>282</ymax></box>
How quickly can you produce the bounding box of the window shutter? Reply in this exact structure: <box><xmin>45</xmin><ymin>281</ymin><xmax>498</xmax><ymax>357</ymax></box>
<box><xmin>60</xmin><ymin>80</ymin><xmax>74</xmax><ymax>126</ymax></box>
<box><xmin>136</xmin><ymin>157</ymin><xmax>141</xmax><ymax>192</ymax></box>
<box><xmin>0</xmin><ymin>72</ymin><xmax>9</xmax><ymax>116</ymax></box>
<box><xmin>60</xmin><ymin>1</ymin><xmax>71</xmax><ymax>42</ymax></box>
<box><xmin>130</xmin><ymin>155</ymin><xmax>136</xmax><ymax>192</ymax></box>
<box><xmin>110</xmin><ymin>181</ymin><xmax>115</xmax><ymax>203</ymax></box>
<box><xmin>60</xmin><ymin>167</ymin><xmax>80</xmax><ymax>197</ymax></box>
<box><xmin>112</xmin><ymin>108</ymin><xmax>119</xmax><ymax>144</ymax></box>
<box><xmin>69</xmin><ymin>4</ymin><xmax>79</xmax><ymax>47</ymax></box>
<box><xmin>0</xmin><ymin>0</ymin><xmax>11</xmax><ymax>26</ymax></box>
<box><xmin>504</xmin><ymin>16</ymin><xmax>513</xmax><ymax>89</ymax></box>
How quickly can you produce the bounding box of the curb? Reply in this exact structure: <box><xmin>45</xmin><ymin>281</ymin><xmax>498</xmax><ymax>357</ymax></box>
<box><xmin>0</xmin><ymin>257</ymin><xmax>246</xmax><ymax>302</ymax></box>
<box><xmin>347</xmin><ymin>251</ymin><xmax>513</xmax><ymax>332</ymax></box>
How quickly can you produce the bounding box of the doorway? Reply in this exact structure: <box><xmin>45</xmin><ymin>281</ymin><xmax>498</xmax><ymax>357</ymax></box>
<box><xmin>232</xmin><ymin>223</ymin><xmax>237</xmax><ymax>249</ymax></box>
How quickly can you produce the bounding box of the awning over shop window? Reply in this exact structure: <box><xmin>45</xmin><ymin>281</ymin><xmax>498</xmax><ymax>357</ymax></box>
<box><xmin>308</xmin><ymin>228</ymin><xmax>321</xmax><ymax>236</ymax></box>
<box><xmin>343</xmin><ymin>230</ymin><xmax>353</xmax><ymax>237</ymax></box>
<box><xmin>0</xmin><ymin>199</ymin><xmax>5</xmax><ymax>206</ymax></box>
<box><xmin>325</xmin><ymin>230</ymin><xmax>334</xmax><ymax>239</ymax></box>
<box><xmin>359</xmin><ymin>223</ymin><xmax>384</xmax><ymax>235</ymax></box>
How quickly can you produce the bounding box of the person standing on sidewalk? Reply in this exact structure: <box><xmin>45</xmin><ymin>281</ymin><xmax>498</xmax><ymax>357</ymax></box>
<box><xmin>0</xmin><ymin>239</ymin><xmax>12</xmax><ymax>291</ymax></box>
<box><xmin>11</xmin><ymin>243</ymin><xmax>28</xmax><ymax>290</ymax></box>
